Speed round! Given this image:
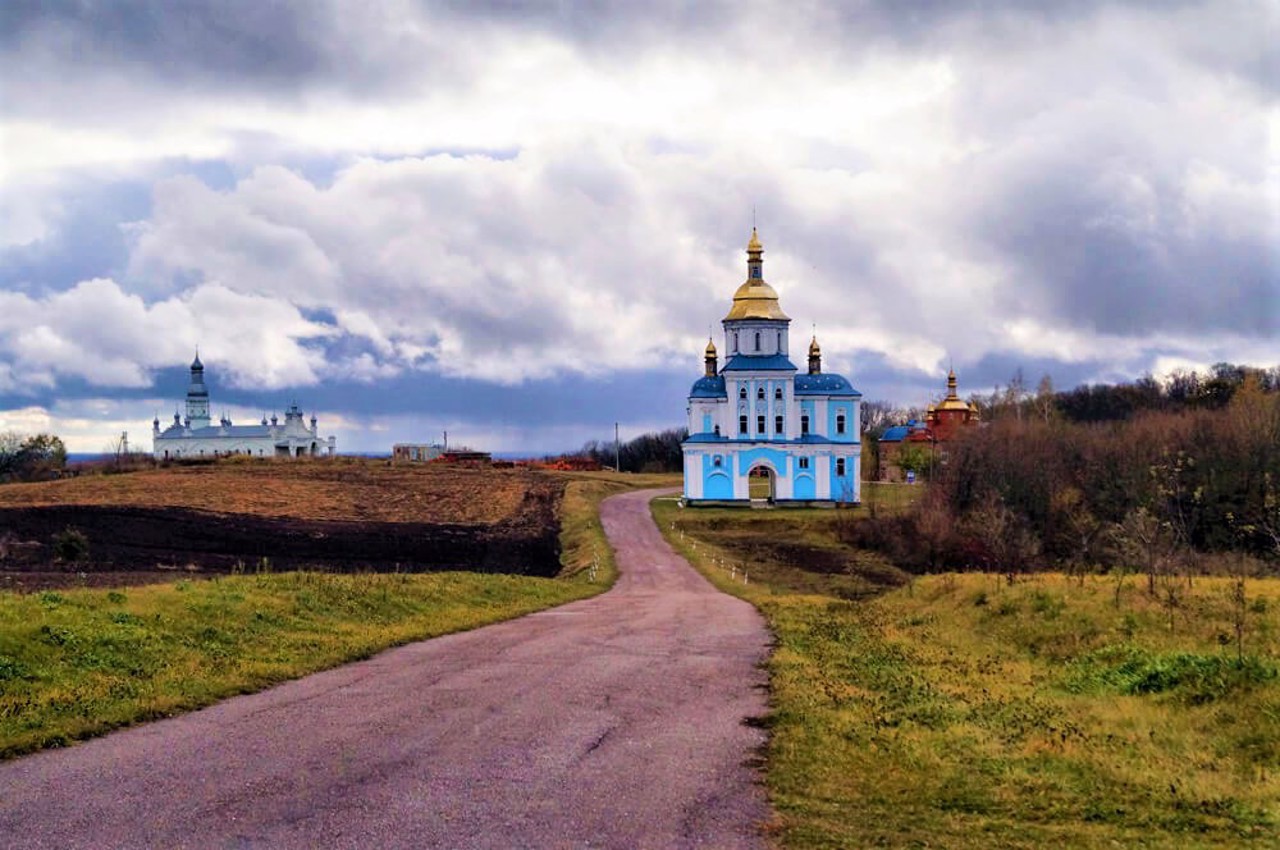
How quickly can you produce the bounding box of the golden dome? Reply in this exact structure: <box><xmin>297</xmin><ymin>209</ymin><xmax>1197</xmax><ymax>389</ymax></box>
<box><xmin>809</xmin><ymin>335</ymin><xmax>821</xmax><ymax>355</ymax></box>
<box><xmin>936</xmin><ymin>366</ymin><xmax>971</xmax><ymax>411</ymax></box>
<box><xmin>705</xmin><ymin>337</ymin><xmax>717</xmax><ymax>355</ymax></box>
<box><xmin>724</xmin><ymin>228</ymin><xmax>789</xmax><ymax>321</ymax></box>
<box><xmin>724</xmin><ymin>280</ymin><xmax>790</xmax><ymax>321</ymax></box>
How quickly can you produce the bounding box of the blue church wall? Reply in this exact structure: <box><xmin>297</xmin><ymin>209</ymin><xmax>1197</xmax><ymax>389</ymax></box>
<box><xmin>827</xmin><ymin>401</ymin><xmax>858</xmax><ymax>444</ymax></box>
<box><xmin>829</xmin><ymin>455</ymin><xmax>858</xmax><ymax>502</ymax></box>
<box><xmin>735</xmin><ymin>446</ymin><xmax>791</xmax><ymax>477</ymax></box>
<box><xmin>702</xmin><ymin>413</ymin><xmax>712</xmax><ymax>433</ymax></box>
<box><xmin>793</xmin><ymin>473</ymin><xmax>816</xmax><ymax>500</ymax></box>
<box><xmin>703</xmin><ymin>470</ymin><xmax>734</xmax><ymax>499</ymax></box>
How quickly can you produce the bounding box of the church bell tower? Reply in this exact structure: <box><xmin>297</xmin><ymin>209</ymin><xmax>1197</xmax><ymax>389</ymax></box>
<box><xmin>185</xmin><ymin>352</ymin><xmax>211</xmax><ymax>430</ymax></box>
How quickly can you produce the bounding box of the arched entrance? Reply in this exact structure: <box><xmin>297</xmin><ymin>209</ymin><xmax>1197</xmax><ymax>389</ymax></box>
<box><xmin>747</xmin><ymin>463</ymin><xmax>777</xmax><ymax>504</ymax></box>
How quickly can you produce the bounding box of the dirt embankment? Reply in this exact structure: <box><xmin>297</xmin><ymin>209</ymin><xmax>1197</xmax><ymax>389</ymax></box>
<box><xmin>0</xmin><ymin>464</ymin><xmax>566</xmax><ymax>590</ymax></box>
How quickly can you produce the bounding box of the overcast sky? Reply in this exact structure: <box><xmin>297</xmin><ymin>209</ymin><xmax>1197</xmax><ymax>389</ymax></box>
<box><xmin>1</xmin><ymin>0</ymin><xmax>1276</xmax><ymax>453</ymax></box>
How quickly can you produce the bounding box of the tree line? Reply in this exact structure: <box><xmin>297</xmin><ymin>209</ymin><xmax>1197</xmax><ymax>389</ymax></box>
<box><xmin>853</xmin><ymin>374</ymin><xmax>1280</xmax><ymax>576</ymax></box>
<box><xmin>572</xmin><ymin>427</ymin><xmax>688</xmax><ymax>473</ymax></box>
<box><xmin>0</xmin><ymin>433</ymin><xmax>67</xmax><ymax>483</ymax></box>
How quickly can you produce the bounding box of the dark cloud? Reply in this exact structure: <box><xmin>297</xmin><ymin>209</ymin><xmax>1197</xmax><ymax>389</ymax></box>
<box><xmin>957</xmin><ymin>131</ymin><xmax>1276</xmax><ymax>339</ymax></box>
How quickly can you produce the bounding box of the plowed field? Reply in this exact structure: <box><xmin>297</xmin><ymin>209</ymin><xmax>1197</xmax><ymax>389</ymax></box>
<box><xmin>0</xmin><ymin>460</ymin><xmax>529</xmax><ymax>524</ymax></box>
<box><xmin>0</xmin><ymin>460</ymin><xmax>565</xmax><ymax>588</ymax></box>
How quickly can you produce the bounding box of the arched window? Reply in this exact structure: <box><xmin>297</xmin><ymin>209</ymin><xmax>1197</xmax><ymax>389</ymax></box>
<box><xmin>799</xmin><ymin>457</ymin><xmax>810</xmax><ymax>470</ymax></box>
<box><xmin>713</xmin><ymin>424</ymin><xmax>720</xmax><ymax>436</ymax></box>
<box><xmin>774</xmin><ymin>387</ymin><xmax>783</xmax><ymax>400</ymax></box>
<box><xmin>775</xmin><ymin>415</ymin><xmax>783</xmax><ymax>434</ymax></box>
<box><xmin>713</xmin><ymin>455</ymin><xmax>722</xmax><ymax>467</ymax></box>
<box><xmin>733</xmin><ymin>332</ymin><xmax>738</xmax><ymax>352</ymax></box>
<box><xmin>757</xmin><ymin>414</ymin><xmax>765</xmax><ymax>434</ymax></box>
<box><xmin>739</xmin><ymin>386</ymin><xmax>747</xmax><ymax>399</ymax></box>
<box><xmin>757</xmin><ymin>386</ymin><xmax>765</xmax><ymax>400</ymax></box>
<box><xmin>801</xmin><ymin>414</ymin><xmax>810</xmax><ymax>434</ymax></box>
<box><xmin>836</xmin><ymin>413</ymin><xmax>846</xmax><ymax>435</ymax></box>
<box><xmin>836</xmin><ymin>458</ymin><xmax>846</xmax><ymax>477</ymax></box>
<box><xmin>777</xmin><ymin>331</ymin><xmax>782</xmax><ymax>351</ymax></box>
<box><xmin>755</xmin><ymin>332</ymin><xmax>761</xmax><ymax>351</ymax></box>
<box><xmin>739</xmin><ymin>415</ymin><xmax>748</xmax><ymax>435</ymax></box>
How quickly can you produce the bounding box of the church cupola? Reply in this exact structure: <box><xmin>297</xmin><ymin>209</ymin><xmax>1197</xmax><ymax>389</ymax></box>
<box><xmin>808</xmin><ymin>335</ymin><xmax>822</xmax><ymax>374</ymax></box>
<box><xmin>704</xmin><ymin>337</ymin><xmax>718</xmax><ymax>377</ymax></box>
<box><xmin>723</xmin><ymin>228</ymin><xmax>790</xmax><ymax>322</ymax></box>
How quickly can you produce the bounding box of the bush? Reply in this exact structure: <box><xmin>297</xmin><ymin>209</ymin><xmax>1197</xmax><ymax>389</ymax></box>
<box><xmin>52</xmin><ymin>526</ymin><xmax>89</xmax><ymax>563</ymax></box>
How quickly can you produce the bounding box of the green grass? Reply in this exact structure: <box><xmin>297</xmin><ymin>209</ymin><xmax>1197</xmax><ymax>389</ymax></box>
<box><xmin>654</xmin><ymin>498</ymin><xmax>1280</xmax><ymax>848</ymax></box>
<box><xmin>554</xmin><ymin>470</ymin><xmax>680</xmax><ymax>584</ymax></box>
<box><xmin>0</xmin><ymin>571</ymin><xmax>601</xmax><ymax>758</ymax></box>
<box><xmin>0</xmin><ymin>472</ymin><xmax>677</xmax><ymax>759</ymax></box>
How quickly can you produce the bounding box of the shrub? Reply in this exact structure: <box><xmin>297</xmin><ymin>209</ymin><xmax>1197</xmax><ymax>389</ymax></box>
<box><xmin>52</xmin><ymin>526</ymin><xmax>89</xmax><ymax>563</ymax></box>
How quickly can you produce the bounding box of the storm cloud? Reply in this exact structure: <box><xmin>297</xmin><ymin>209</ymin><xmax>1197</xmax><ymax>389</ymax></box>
<box><xmin>0</xmin><ymin>0</ymin><xmax>1274</xmax><ymax>451</ymax></box>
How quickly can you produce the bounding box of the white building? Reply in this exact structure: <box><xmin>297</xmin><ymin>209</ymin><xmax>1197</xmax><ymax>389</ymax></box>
<box><xmin>152</xmin><ymin>355</ymin><xmax>336</xmax><ymax>459</ymax></box>
<box><xmin>682</xmin><ymin>229</ymin><xmax>862</xmax><ymax>504</ymax></box>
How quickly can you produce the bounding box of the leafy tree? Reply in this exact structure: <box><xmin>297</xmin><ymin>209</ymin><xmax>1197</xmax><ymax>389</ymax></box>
<box><xmin>0</xmin><ymin>432</ymin><xmax>67</xmax><ymax>482</ymax></box>
<box><xmin>895</xmin><ymin>444</ymin><xmax>932</xmax><ymax>478</ymax></box>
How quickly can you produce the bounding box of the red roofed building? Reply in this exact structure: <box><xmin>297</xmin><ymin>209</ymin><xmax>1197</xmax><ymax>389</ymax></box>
<box><xmin>877</xmin><ymin>368</ymin><xmax>980</xmax><ymax>481</ymax></box>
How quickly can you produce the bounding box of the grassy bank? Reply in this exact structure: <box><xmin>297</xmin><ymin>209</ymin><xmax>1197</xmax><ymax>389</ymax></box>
<box><xmin>0</xmin><ymin>570</ymin><xmax>600</xmax><ymax>759</ymax></box>
<box><xmin>0</xmin><ymin>472</ymin><xmax>676</xmax><ymax>759</ymax></box>
<box><xmin>654</xmin><ymin>499</ymin><xmax>1280</xmax><ymax>848</ymax></box>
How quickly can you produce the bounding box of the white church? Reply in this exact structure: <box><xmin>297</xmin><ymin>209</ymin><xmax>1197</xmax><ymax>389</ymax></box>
<box><xmin>152</xmin><ymin>354</ymin><xmax>336</xmax><ymax>459</ymax></box>
<box><xmin>682</xmin><ymin>229</ymin><xmax>862</xmax><ymax>504</ymax></box>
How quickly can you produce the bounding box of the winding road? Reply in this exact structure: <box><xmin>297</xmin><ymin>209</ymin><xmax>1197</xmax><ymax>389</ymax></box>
<box><xmin>0</xmin><ymin>489</ymin><xmax>772</xmax><ymax>849</ymax></box>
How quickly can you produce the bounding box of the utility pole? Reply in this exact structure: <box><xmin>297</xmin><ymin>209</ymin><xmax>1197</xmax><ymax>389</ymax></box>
<box><xmin>615</xmin><ymin>422</ymin><xmax>621</xmax><ymax>473</ymax></box>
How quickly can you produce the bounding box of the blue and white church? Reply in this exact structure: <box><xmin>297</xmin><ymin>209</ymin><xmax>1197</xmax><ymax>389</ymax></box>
<box><xmin>682</xmin><ymin>230</ymin><xmax>862</xmax><ymax>504</ymax></box>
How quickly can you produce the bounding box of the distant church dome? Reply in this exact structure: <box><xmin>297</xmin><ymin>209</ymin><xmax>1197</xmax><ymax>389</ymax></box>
<box><xmin>723</xmin><ymin>228</ymin><xmax>790</xmax><ymax>321</ymax></box>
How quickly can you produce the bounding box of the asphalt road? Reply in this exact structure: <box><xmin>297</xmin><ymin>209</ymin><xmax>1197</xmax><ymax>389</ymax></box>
<box><xmin>0</xmin><ymin>488</ymin><xmax>772</xmax><ymax>849</ymax></box>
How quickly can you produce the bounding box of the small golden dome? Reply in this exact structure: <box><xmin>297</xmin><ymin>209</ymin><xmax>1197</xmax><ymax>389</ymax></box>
<box><xmin>747</xmin><ymin>227</ymin><xmax>763</xmax><ymax>253</ymax></box>
<box><xmin>809</xmin><ymin>335</ymin><xmax>821</xmax><ymax>355</ymax></box>
<box><xmin>705</xmin><ymin>337</ymin><xmax>717</xmax><ymax>355</ymax></box>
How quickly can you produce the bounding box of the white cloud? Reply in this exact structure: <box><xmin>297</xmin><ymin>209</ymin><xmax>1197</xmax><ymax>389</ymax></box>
<box><xmin>0</xmin><ymin>279</ymin><xmax>334</xmax><ymax>393</ymax></box>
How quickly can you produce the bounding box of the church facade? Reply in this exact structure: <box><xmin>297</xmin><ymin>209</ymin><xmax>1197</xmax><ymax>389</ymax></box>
<box><xmin>152</xmin><ymin>355</ymin><xmax>336</xmax><ymax>459</ymax></box>
<box><xmin>682</xmin><ymin>230</ymin><xmax>862</xmax><ymax>504</ymax></box>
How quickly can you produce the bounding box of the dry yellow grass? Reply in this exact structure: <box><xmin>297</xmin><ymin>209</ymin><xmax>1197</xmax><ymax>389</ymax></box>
<box><xmin>0</xmin><ymin>459</ymin><xmax>540</xmax><ymax>524</ymax></box>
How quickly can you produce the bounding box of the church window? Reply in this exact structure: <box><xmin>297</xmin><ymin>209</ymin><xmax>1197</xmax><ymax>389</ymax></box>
<box><xmin>775</xmin><ymin>415</ymin><xmax>784</xmax><ymax>434</ymax></box>
<box><xmin>713</xmin><ymin>455</ymin><xmax>722</xmax><ymax>467</ymax></box>
<box><xmin>714</xmin><ymin>424</ymin><xmax>720</xmax><ymax>436</ymax></box>
<box><xmin>755</xmin><ymin>332</ymin><xmax>761</xmax><ymax>351</ymax></box>
<box><xmin>739</xmin><ymin>415</ymin><xmax>748</xmax><ymax>435</ymax></box>
<box><xmin>750</xmin><ymin>265</ymin><xmax>761</xmax><ymax>279</ymax></box>
<box><xmin>757</xmin><ymin>386</ymin><xmax>765</xmax><ymax>400</ymax></box>
<box><xmin>801</xmin><ymin>414</ymin><xmax>810</xmax><ymax>435</ymax></box>
<box><xmin>836</xmin><ymin>458</ymin><xmax>846</xmax><ymax>477</ymax></box>
<box><xmin>774</xmin><ymin>387</ymin><xmax>783</xmax><ymax>400</ymax></box>
<box><xmin>836</xmin><ymin>413</ymin><xmax>846</xmax><ymax>435</ymax></box>
<box><xmin>739</xmin><ymin>386</ymin><xmax>747</xmax><ymax>399</ymax></box>
<box><xmin>776</xmin><ymin>331</ymin><xmax>782</xmax><ymax>351</ymax></box>
<box><xmin>733</xmin><ymin>332</ymin><xmax>738</xmax><ymax>352</ymax></box>
<box><xmin>757</xmin><ymin>415</ymin><xmax>765</xmax><ymax>434</ymax></box>
<box><xmin>799</xmin><ymin>457</ymin><xmax>810</xmax><ymax>470</ymax></box>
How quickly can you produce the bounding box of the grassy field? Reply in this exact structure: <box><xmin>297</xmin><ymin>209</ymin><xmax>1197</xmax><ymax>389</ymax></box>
<box><xmin>654</xmin><ymin>498</ymin><xmax>1280</xmax><ymax>848</ymax></box>
<box><xmin>0</xmin><ymin>470</ymin><xmax>674</xmax><ymax>759</ymax></box>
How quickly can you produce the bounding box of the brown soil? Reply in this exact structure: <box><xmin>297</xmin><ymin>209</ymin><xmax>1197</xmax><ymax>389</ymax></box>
<box><xmin>0</xmin><ymin>459</ymin><xmax>533</xmax><ymax>524</ymax></box>
<box><xmin>0</xmin><ymin>461</ymin><xmax>566</xmax><ymax>591</ymax></box>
